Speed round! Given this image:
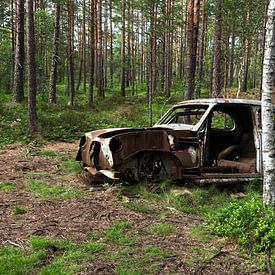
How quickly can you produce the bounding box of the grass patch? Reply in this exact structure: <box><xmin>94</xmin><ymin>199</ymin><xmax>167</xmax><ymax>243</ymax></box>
<box><xmin>146</xmin><ymin>223</ymin><xmax>176</xmax><ymax>235</ymax></box>
<box><xmin>0</xmin><ymin>236</ymin><xmax>106</xmax><ymax>275</ymax></box>
<box><xmin>143</xmin><ymin>245</ymin><xmax>172</xmax><ymax>258</ymax></box>
<box><xmin>0</xmin><ymin>181</ymin><xmax>16</xmax><ymax>191</ymax></box>
<box><xmin>12</xmin><ymin>205</ymin><xmax>30</xmax><ymax>215</ymax></box>
<box><xmin>24</xmin><ymin>172</ymin><xmax>51</xmax><ymax>180</ymax></box>
<box><xmin>60</xmin><ymin>160</ymin><xmax>82</xmax><ymax>175</ymax></box>
<box><xmin>24</xmin><ymin>180</ymin><xmax>83</xmax><ymax>200</ymax></box>
<box><xmin>39</xmin><ymin>150</ymin><xmax>59</xmax><ymax>157</ymax></box>
<box><xmin>114</xmin><ymin>245</ymin><xmax>172</xmax><ymax>274</ymax></box>
<box><xmin>123</xmin><ymin>198</ymin><xmax>156</xmax><ymax>214</ymax></box>
<box><xmin>105</xmin><ymin>221</ymin><xmax>135</xmax><ymax>245</ymax></box>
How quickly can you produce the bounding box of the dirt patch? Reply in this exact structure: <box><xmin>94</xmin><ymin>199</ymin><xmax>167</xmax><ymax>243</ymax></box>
<box><xmin>0</xmin><ymin>142</ymin><xmax>262</xmax><ymax>274</ymax></box>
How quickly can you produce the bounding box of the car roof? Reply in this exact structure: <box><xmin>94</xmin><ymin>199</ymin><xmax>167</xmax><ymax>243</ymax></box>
<box><xmin>174</xmin><ymin>98</ymin><xmax>262</xmax><ymax>107</ymax></box>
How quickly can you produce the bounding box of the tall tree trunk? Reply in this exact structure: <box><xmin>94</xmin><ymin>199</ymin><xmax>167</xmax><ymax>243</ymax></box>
<box><xmin>196</xmin><ymin>0</ymin><xmax>207</xmax><ymax>97</ymax></box>
<box><xmin>211</xmin><ymin>0</ymin><xmax>222</xmax><ymax>98</ymax></box>
<box><xmin>104</xmin><ymin>0</ymin><xmax>108</xmax><ymax>89</ymax></box>
<box><xmin>242</xmin><ymin>9</ymin><xmax>251</xmax><ymax>93</ymax></box>
<box><xmin>260</xmin><ymin>0</ymin><xmax>269</xmax><ymax>92</ymax></box>
<box><xmin>49</xmin><ymin>3</ymin><xmax>60</xmax><ymax>104</ymax></box>
<box><xmin>10</xmin><ymin>0</ymin><xmax>15</xmax><ymax>89</ymax></box>
<box><xmin>97</xmin><ymin>0</ymin><xmax>104</xmax><ymax>97</ymax></box>
<box><xmin>67</xmin><ymin>0</ymin><xmax>75</xmax><ymax>106</ymax></box>
<box><xmin>109</xmin><ymin>0</ymin><xmax>113</xmax><ymax>90</ymax></box>
<box><xmin>184</xmin><ymin>0</ymin><xmax>194</xmax><ymax>100</ymax></box>
<box><xmin>229</xmin><ymin>26</ymin><xmax>235</xmax><ymax>88</ymax></box>
<box><xmin>26</xmin><ymin>0</ymin><xmax>37</xmax><ymax>135</ymax></box>
<box><xmin>120</xmin><ymin>0</ymin><xmax>126</xmax><ymax>97</ymax></box>
<box><xmin>148</xmin><ymin>3</ymin><xmax>156</xmax><ymax>126</ymax></box>
<box><xmin>12</xmin><ymin>0</ymin><xmax>25</xmax><ymax>103</ymax></box>
<box><xmin>83</xmin><ymin>0</ymin><xmax>87</xmax><ymax>94</ymax></box>
<box><xmin>184</xmin><ymin>0</ymin><xmax>200</xmax><ymax>100</ymax></box>
<box><xmin>88</xmin><ymin>0</ymin><xmax>95</xmax><ymax>106</ymax></box>
<box><xmin>262</xmin><ymin>0</ymin><xmax>275</xmax><ymax>205</ymax></box>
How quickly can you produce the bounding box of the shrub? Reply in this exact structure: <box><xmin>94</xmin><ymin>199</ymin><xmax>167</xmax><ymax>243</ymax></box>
<box><xmin>208</xmin><ymin>193</ymin><xmax>275</xmax><ymax>252</ymax></box>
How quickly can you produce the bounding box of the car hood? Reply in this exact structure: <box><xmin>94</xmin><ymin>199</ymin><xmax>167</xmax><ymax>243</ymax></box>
<box><xmin>84</xmin><ymin>124</ymin><xmax>195</xmax><ymax>140</ymax></box>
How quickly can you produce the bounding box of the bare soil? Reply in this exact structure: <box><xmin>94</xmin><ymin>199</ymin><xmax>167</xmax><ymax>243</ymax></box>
<box><xmin>0</xmin><ymin>142</ymin><xmax>262</xmax><ymax>274</ymax></box>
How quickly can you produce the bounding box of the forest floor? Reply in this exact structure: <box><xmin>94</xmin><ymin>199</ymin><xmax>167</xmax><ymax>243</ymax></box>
<box><xmin>0</xmin><ymin>141</ymin><xmax>263</xmax><ymax>274</ymax></box>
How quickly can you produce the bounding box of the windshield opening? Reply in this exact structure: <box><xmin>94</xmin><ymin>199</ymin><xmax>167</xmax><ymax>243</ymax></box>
<box><xmin>160</xmin><ymin>105</ymin><xmax>208</xmax><ymax>126</ymax></box>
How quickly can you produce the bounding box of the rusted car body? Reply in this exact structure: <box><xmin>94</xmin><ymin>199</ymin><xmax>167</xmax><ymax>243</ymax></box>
<box><xmin>76</xmin><ymin>99</ymin><xmax>274</xmax><ymax>184</ymax></box>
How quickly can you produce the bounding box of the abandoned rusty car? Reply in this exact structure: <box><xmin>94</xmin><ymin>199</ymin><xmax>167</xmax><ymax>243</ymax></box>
<box><xmin>76</xmin><ymin>99</ymin><xmax>271</xmax><ymax>184</ymax></box>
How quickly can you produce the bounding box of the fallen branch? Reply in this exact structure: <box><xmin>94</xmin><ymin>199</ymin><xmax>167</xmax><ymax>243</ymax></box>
<box><xmin>7</xmin><ymin>240</ymin><xmax>22</xmax><ymax>248</ymax></box>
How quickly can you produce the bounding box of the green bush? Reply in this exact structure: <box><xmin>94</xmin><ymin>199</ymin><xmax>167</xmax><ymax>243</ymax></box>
<box><xmin>208</xmin><ymin>193</ymin><xmax>275</xmax><ymax>252</ymax></box>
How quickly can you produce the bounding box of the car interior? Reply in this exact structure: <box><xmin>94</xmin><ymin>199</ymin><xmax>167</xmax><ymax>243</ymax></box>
<box><xmin>201</xmin><ymin>105</ymin><xmax>257</xmax><ymax>174</ymax></box>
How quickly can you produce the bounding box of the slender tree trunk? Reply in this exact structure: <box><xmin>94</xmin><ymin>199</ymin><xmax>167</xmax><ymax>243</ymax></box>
<box><xmin>12</xmin><ymin>0</ymin><xmax>25</xmax><ymax>103</ymax></box>
<box><xmin>97</xmin><ymin>0</ymin><xmax>104</xmax><ymax>97</ymax></box>
<box><xmin>184</xmin><ymin>0</ymin><xmax>194</xmax><ymax>100</ymax></box>
<box><xmin>260</xmin><ymin>0</ymin><xmax>270</xmax><ymax>92</ymax></box>
<box><xmin>184</xmin><ymin>0</ymin><xmax>200</xmax><ymax>100</ymax></box>
<box><xmin>148</xmin><ymin>3</ymin><xmax>156</xmax><ymax>126</ymax></box>
<box><xmin>211</xmin><ymin>0</ymin><xmax>222</xmax><ymax>98</ymax></box>
<box><xmin>242</xmin><ymin>9</ymin><xmax>251</xmax><ymax>93</ymax></box>
<box><xmin>67</xmin><ymin>0</ymin><xmax>75</xmax><ymax>106</ymax></box>
<box><xmin>262</xmin><ymin>0</ymin><xmax>275</xmax><ymax>205</ymax></box>
<box><xmin>104</xmin><ymin>0</ymin><xmax>108</xmax><ymax>89</ymax></box>
<box><xmin>10</xmin><ymin>0</ymin><xmax>15</xmax><ymax>89</ymax></box>
<box><xmin>49</xmin><ymin>3</ymin><xmax>60</xmax><ymax>104</ymax></box>
<box><xmin>83</xmin><ymin>0</ymin><xmax>87</xmax><ymax>94</ymax></box>
<box><xmin>26</xmin><ymin>0</ymin><xmax>37</xmax><ymax>135</ymax></box>
<box><xmin>229</xmin><ymin>26</ymin><xmax>235</xmax><ymax>88</ymax></box>
<box><xmin>120</xmin><ymin>0</ymin><xmax>126</xmax><ymax>97</ymax></box>
<box><xmin>88</xmin><ymin>0</ymin><xmax>95</xmax><ymax>106</ymax></box>
<box><xmin>109</xmin><ymin>0</ymin><xmax>113</xmax><ymax>90</ymax></box>
<box><xmin>196</xmin><ymin>0</ymin><xmax>207</xmax><ymax>97</ymax></box>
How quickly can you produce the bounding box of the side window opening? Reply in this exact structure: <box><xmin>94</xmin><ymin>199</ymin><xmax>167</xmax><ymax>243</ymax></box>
<box><xmin>211</xmin><ymin>111</ymin><xmax>235</xmax><ymax>130</ymax></box>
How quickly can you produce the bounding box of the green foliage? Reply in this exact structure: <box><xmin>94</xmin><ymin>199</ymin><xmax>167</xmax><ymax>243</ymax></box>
<box><xmin>143</xmin><ymin>245</ymin><xmax>171</xmax><ymax>258</ymax></box>
<box><xmin>0</xmin><ymin>236</ymin><xmax>106</xmax><ymax>275</ymax></box>
<box><xmin>0</xmin><ymin>181</ymin><xmax>16</xmax><ymax>191</ymax></box>
<box><xmin>162</xmin><ymin>186</ymin><xmax>230</xmax><ymax>216</ymax></box>
<box><xmin>105</xmin><ymin>221</ymin><xmax>134</xmax><ymax>245</ymax></box>
<box><xmin>0</xmin><ymin>92</ymin><xmax>179</xmax><ymax>146</ymax></box>
<box><xmin>60</xmin><ymin>160</ymin><xmax>82</xmax><ymax>175</ymax></box>
<box><xmin>0</xmin><ymin>246</ymin><xmax>43</xmax><ymax>275</ymax></box>
<box><xmin>146</xmin><ymin>223</ymin><xmax>176</xmax><ymax>235</ymax></box>
<box><xmin>0</xmin><ymin>35</ymin><xmax>12</xmax><ymax>91</ymax></box>
<box><xmin>39</xmin><ymin>150</ymin><xmax>59</xmax><ymax>157</ymax></box>
<box><xmin>208</xmin><ymin>193</ymin><xmax>275</xmax><ymax>252</ymax></box>
<box><xmin>123</xmin><ymin>198</ymin><xmax>155</xmax><ymax>214</ymax></box>
<box><xmin>12</xmin><ymin>206</ymin><xmax>29</xmax><ymax>215</ymax></box>
<box><xmin>24</xmin><ymin>180</ymin><xmax>83</xmax><ymax>200</ymax></box>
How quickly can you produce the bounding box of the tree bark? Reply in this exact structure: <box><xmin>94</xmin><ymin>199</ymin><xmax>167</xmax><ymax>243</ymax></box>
<box><xmin>120</xmin><ymin>0</ymin><xmax>126</xmax><ymax>97</ymax></box>
<box><xmin>88</xmin><ymin>0</ymin><xmax>95</xmax><ymax>106</ymax></box>
<box><xmin>97</xmin><ymin>0</ymin><xmax>104</xmax><ymax>97</ymax></box>
<box><xmin>67</xmin><ymin>0</ymin><xmax>75</xmax><ymax>106</ymax></box>
<box><xmin>49</xmin><ymin>3</ymin><xmax>60</xmax><ymax>104</ymax></box>
<box><xmin>196</xmin><ymin>0</ymin><xmax>207</xmax><ymax>97</ymax></box>
<box><xmin>184</xmin><ymin>0</ymin><xmax>200</xmax><ymax>100</ymax></box>
<box><xmin>109</xmin><ymin>0</ymin><xmax>113</xmax><ymax>90</ymax></box>
<box><xmin>262</xmin><ymin>0</ymin><xmax>275</xmax><ymax>205</ymax></box>
<box><xmin>26</xmin><ymin>0</ymin><xmax>37</xmax><ymax>135</ymax></box>
<box><xmin>12</xmin><ymin>0</ymin><xmax>25</xmax><ymax>103</ymax></box>
<box><xmin>211</xmin><ymin>0</ymin><xmax>222</xmax><ymax>98</ymax></box>
<box><xmin>83</xmin><ymin>0</ymin><xmax>87</xmax><ymax>95</ymax></box>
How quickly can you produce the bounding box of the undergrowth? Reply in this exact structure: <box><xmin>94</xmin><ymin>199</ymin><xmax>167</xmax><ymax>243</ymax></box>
<box><xmin>207</xmin><ymin>192</ymin><xmax>275</xmax><ymax>253</ymax></box>
<box><xmin>0</xmin><ymin>90</ymin><xmax>178</xmax><ymax>147</ymax></box>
